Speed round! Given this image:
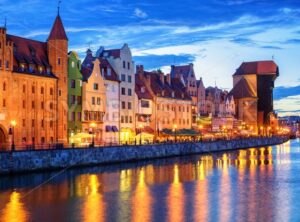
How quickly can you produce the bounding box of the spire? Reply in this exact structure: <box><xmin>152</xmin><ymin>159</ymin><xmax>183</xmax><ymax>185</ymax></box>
<box><xmin>48</xmin><ymin>7</ymin><xmax>68</xmax><ymax>41</ymax></box>
<box><xmin>58</xmin><ymin>0</ymin><xmax>62</xmax><ymax>15</ymax></box>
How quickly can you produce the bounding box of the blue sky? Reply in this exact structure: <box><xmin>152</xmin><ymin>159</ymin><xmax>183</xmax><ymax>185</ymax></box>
<box><xmin>1</xmin><ymin>0</ymin><xmax>300</xmax><ymax>115</ymax></box>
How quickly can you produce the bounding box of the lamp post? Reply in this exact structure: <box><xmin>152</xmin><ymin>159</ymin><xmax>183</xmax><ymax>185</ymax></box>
<box><xmin>139</xmin><ymin>124</ymin><xmax>143</xmax><ymax>145</ymax></box>
<box><xmin>9</xmin><ymin>120</ymin><xmax>17</xmax><ymax>152</ymax></box>
<box><xmin>199</xmin><ymin>125</ymin><xmax>203</xmax><ymax>142</ymax></box>
<box><xmin>89</xmin><ymin>122</ymin><xmax>96</xmax><ymax>147</ymax></box>
<box><xmin>173</xmin><ymin>124</ymin><xmax>177</xmax><ymax>143</ymax></box>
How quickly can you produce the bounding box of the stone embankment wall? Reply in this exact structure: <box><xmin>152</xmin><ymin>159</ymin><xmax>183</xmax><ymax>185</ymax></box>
<box><xmin>0</xmin><ymin>137</ymin><xmax>288</xmax><ymax>175</ymax></box>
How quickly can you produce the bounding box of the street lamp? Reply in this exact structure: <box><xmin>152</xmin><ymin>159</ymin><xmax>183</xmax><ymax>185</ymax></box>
<box><xmin>199</xmin><ymin>125</ymin><xmax>203</xmax><ymax>141</ymax></box>
<box><xmin>173</xmin><ymin>124</ymin><xmax>178</xmax><ymax>143</ymax></box>
<box><xmin>139</xmin><ymin>124</ymin><xmax>143</xmax><ymax>145</ymax></box>
<box><xmin>89</xmin><ymin>122</ymin><xmax>96</xmax><ymax>147</ymax></box>
<box><xmin>9</xmin><ymin>120</ymin><xmax>17</xmax><ymax>152</ymax></box>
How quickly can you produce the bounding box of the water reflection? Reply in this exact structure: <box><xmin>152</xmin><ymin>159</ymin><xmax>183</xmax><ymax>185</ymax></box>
<box><xmin>0</xmin><ymin>191</ymin><xmax>29</xmax><ymax>222</ymax></box>
<box><xmin>0</xmin><ymin>140</ymin><xmax>298</xmax><ymax>222</ymax></box>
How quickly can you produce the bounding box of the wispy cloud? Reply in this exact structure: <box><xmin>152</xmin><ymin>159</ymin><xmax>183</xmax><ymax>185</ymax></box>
<box><xmin>134</xmin><ymin>8</ymin><xmax>148</xmax><ymax>19</ymax></box>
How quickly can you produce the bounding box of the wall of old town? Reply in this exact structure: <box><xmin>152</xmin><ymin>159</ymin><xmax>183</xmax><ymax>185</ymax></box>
<box><xmin>0</xmin><ymin>137</ymin><xmax>288</xmax><ymax>175</ymax></box>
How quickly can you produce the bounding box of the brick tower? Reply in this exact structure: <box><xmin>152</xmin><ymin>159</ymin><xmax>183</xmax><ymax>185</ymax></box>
<box><xmin>47</xmin><ymin>11</ymin><xmax>68</xmax><ymax>145</ymax></box>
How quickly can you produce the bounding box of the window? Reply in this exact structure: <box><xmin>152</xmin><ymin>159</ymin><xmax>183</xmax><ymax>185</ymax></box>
<box><xmin>94</xmin><ymin>83</ymin><xmax>98</xmax><ymax>90</ymax></box>
<box><xmin>129</xmin><ymin>116</ymin><xmax>132</xmax><ymax>123</ymax></box>
<box><xmin>41</xmin><ymin>87</ymin><xmax>44</xmax><ymax>94</ymax></box>
<box><xmin>41</xmin><ymin>137</ymin><xmax>45</xmax><ymax>144</ymax></box>
<box><xmin>3</xmin><ymin>99</ymin><xmax>6</xmax><ymax>107</ymax></box>
<box><xmin>122</xmin><ymin>101</ymin><xmax>126</xmax><ymax>109</ymax></box>
<box><xmin>97</xmin><ymin>97</ymin><xmax>101</xmax><ymax>105</ymax></box>
<box><xmin>121</xmin><ymin>87</ymin><xmax>126</xmax><ymax>95</ymax></box>
<box><xmin>128</xmin><ymin>88</ymin><xmax>132</xmax><ymax>96</ymax></box>
<box><xmin>127</xmin><ymin>62</ymin><xmax>130</xmax><ymax>70</ymax></box>
<box><xmin>70</xmin><ymin>95</ymin><xmax>76</xmax><ymax>105</ymax></box>
<box><xmin>5</xmin><ymin>61</ymin><xmax>9</xmax><ymax>69</ymax></box>
<box><xmin>71</xmin><ymin>80</ymin><xmax>76</xmax><ymax>88</ymax></box>
<box><xmin>41</xmin><ymin>120</ymin><xmax>44</xmax><ymax>128</ymax></box>
<box><xmin>71</xmin><ymin>112</ymin><xmax>75</xmax><ymax>121</ymax></box>
<box><xmin>2</xmin><ymin>82</ymin><xmax>6</xmax><ymax>91</ymax></box>
<box><xmin>121</xmin><ymin>116</ymin><xmax>124</xmax><ymax>123</ymax></box>
<box><xmin>50</xmin><ymin>88</ymin><xmax>53</xmax><ymax>95</ymax></box>
<box><xmin>71</xmin><ymin>61</ymin><xmax>75</xmax><ymax>68</ymax></box>
<box><xmin>123</xmin><ymin>61</ymin><xmax>126</xmax><ymax>68</ymax></box>
<box><xmin>50</xmin><ymin>102</ymin><xmax>53</xmax><ymax>110</ymax></box>
<box><xmin>107</xmin><ymin>68</ymin><xmax>111</xmax><ymax>76</ymax></box>
<box><xmin>77</xmin><ymin>112</ymin><xmax>82</xmax><ymax>121</ymax></box>
<box><xmin>50</xmin><ymin>121</ymin><xmax>53</xmax><ymax>128</ymax></box>
<box><xmin>32</xmin><ymin>119</ymin><xmax>35</xmax><ymax>127</ymax></box>
<box><xmin>128</xmin><ymin>102</ymin><xmax>132</xmax><ymax>110</ymax></box>
<box><xmin>22</xmin><ymin>119</ymin><xmax>26</xmax><ymax>127</ymax></box>
<box><xmin>23</xmin><ymin>85</ymin><xmax>26</xmax><ymax>93</ymax></box>
<box><xmin>0</xmin><ymin>59</ymin><xmax>1</xmax><ymax>68</ymax></box>
<box><xmin>141</xmin><ymin>86</ymin><xmax>145</xmax><ymax>93</ymax></box>
<box><xmin>141</xmin><ymin>100</ymin><xmax>149</xmax><ymax>108</ymax></box>
<box><xmin>125</xmin><ymin>116</ymin><xmax>128</xmax><ymax>123</ymax></box>
<box><xmin>92</xmin><ymin>97</ymin><xmax>95</xmax><ymax>105</ymax></box>
<box><xmin>32</xmin><ymin>85</ymin><xmax>35</xmax><ymax>94</ymax></box>
<box><xmin>41</xmin><ymin>101</ymin><xmax>44</xmax><ymax>109</ymax></box>
<box><xmin>32</xmin><ymin>101</ymin><xmax>35</xmax><ymax>109</ymax></box>
<box><xmin>121</xmin><ymin>74</ymin><xmax>126</xmax><ymax>81</ymax></box>
<box><xmin>77</xmin><ymin>96</ymin><xmax>82</xmax><ymax>105</ymax></box>
<box><xmin>22</xmin><ymin>100</ymin><xmax>26</xmax><ymax>109</ymax></box>
<box><xmin>128</xmin><ymin>75</ymin><xmax>132</xmax><ymax>83</ymax></box>
<box><xmin>58</xmin><ymin>58</ymin><xmax>61</xmax><ymax>65</ymax></box>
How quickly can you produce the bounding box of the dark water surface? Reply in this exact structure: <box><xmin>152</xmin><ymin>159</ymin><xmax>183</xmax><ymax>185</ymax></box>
<box><xmin>0</xmin><ymin>139</ymin><xmax>299</xmax><ymax>222</ymax></box>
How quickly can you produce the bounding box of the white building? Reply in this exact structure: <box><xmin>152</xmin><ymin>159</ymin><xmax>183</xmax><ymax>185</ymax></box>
<box><xmin>96</xmin><ymin>44</ymin><xmax>136</xmax><ymax>144</ymax></box>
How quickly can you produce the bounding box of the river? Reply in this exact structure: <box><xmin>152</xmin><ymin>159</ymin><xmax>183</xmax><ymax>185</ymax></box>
<box><xmin>0</xmin><ymin>139</ymin><xmax>299</xmax><ymax>222</ymax></box>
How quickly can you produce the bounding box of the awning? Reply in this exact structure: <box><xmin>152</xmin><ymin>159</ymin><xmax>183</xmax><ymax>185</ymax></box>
<box><xmin>112</xmin><ymin>126</ymin><xmax>119</xmax><ymax>132</ymax></box>
<box><xmin>106</xmin><ymin>125</ymin><xmax>112</xmax><ymax>132</ymax></box>
<box><xmin>161</xmin><ymin>128</ymin><xmax>199</xmax><ymax>136</ymax></box>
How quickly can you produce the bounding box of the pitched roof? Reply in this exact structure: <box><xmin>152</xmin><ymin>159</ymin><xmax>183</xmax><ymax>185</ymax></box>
<box><xmin>7</xmin><ymin>35</ymin><xmax>56</xmax><ymax>78</ymax></box>
<box><xmin>48</xmin><ymin>15</ymin><xmax>68</xmax><ymax>41</ymax></box>
<box><xmin>234</xmin><ymin>61</ymin><xmax>278</xmax><ymax>76</ymax></box>
<box><xmin>197</xmin><ymin>78</ymin><xmax>204</xmax><ymax>88</ymax></box>
<box><xmin>135</xmin><ymin>74</ymin><xmax>153</xmax><ymax>100</ymax></box>
<box><xmin>228</xmin><ymin>78</ymin><xmax>257</xmax><ymax>99</ymax></box>
<box><xmin>171</xmin><ymin>64</ymin><xmax>193</xmax><ymax>79</ymax></box>
<box><xmin>102</xmin><ymin>49</ymin><xmax>121</xmax><ymax>58</ymax></box>
<box><xmin>99</xmin><ymin>58</ymin><xmax>119</xmax><ymax>82</ymax></box>
<box><xmin>81</xmin><ymin>54</ymin><xmax>119</xmax><ymax>82</ymax></box>
<box><xmin>143</xmin><ymin>71</ymin><xmax>191</xmax><ymax>100</ymax></box>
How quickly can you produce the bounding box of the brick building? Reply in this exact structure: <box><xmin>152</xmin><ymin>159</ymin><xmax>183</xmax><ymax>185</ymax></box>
<box><xmin>0</xmin><ymin>12</ymin><xmax>68</xmax><ymax>150</ymax></box>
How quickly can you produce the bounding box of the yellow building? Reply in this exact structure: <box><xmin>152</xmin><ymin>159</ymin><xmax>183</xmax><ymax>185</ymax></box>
<box><xmin>81</xmin><ymin>51</ymin><xmax>106</xmax><ymax>145</ymax></box>
<box><xmin>0</xmin><ymin>13</ymin><xmax>68</xmax><ymax>150</ymax></box>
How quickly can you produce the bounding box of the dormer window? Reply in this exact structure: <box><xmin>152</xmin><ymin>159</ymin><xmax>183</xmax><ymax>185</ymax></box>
<box><xmin>20</xmin><ymin>64</ymin><xmax>25</xmax><ymax>72</ymax></box>
<box><xmin>141</xmin><ymin>86</ymin><xmax>145</xmax><ymax>93</ymax></box>
<box><xmin>182</xmin><ymin>93</ymin><xmax>184</xmax><ymax>99</ymax></box>
<box><xmin>107</xmin><ymin>68</ymin><xmax>111</xmax><ymax>76</ymax></box>
<box><xmin>39</xmin><ymin>66</ymin><xmax>43</xmax><ymax>74</ymax></box>
<box><xmin>162</xmin><ymin>90</ymin><xmax>165</xmax><ymax>96</ymax></box>
<box><xmin>46</xmin><ymin>67</ymin><xmax>51</xmax><ymax>74</ymax></box>
<box><xmin>172</xmin><ymin>91</ymin><xmax>175</xmax><ymax>98</ymax></box>
<box><xmin>71</xmin><ymin>61</ymin><xmax>75</xmax><ymax>68</ymax></box>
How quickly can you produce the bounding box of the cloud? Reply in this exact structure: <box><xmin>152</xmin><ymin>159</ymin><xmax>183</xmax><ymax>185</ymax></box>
<box><xmin>274</xmin><ymin>85</ymin><xmax>300</xmax><ymax>100</ymax></box>
<box><xmin>134</xmin><ymin>54</ymin><xmax>196</xmax><ymax>70</ymax></box>
<box><xmin>134</xmin><ymin>8</ymin><xmax>148</xmax><ymax>19</ymax></box>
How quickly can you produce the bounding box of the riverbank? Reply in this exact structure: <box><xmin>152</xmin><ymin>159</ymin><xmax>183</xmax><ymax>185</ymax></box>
<box><xmin>0</xmin><ymin>136</ymin><xmax>289</xmax><ymax>175</ymax></box>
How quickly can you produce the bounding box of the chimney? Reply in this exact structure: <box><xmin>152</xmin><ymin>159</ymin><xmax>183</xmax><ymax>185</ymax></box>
<box><xmin>166</xmin><ymin>74</ymin><xmax>171</xmax><ymax>85</ymax></box>
<box><xmin>159</xmin><ymin>73</ymin><xmax>164</xmax><ymax>84</ymax></box>
<box><xmin>136</xmin><ymin>65</ymin><xmax>144</xmax><ymax>75</ymax></box>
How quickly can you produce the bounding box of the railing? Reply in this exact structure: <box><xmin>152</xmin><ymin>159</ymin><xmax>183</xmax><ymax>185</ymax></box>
<box><xmin>0</xmin><ymin>135</ymin><xmax>289</xmax><ymax>153</ymax></box>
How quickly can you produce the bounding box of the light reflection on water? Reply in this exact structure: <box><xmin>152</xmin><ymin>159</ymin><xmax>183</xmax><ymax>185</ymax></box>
<box><xmin>0</xmin><ymin>139</ymin><xmax>299</xmax><ymax>222</ymax></box>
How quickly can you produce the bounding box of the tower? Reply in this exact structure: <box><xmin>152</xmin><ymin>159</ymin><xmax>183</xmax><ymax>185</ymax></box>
<box><xmin>47</xmin><ymin>11</ymin><xmax>68</xmax><ymax>144</ymax></box>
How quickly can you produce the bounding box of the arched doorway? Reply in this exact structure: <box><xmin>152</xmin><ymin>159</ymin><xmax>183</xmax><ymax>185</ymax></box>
<box><xmin>0</xmin><ymin>127</ymin><xmax>7</xmax><ymax>150</ymax></box>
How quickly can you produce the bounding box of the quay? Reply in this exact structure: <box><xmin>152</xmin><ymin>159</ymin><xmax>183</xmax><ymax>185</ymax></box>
<box><xmin>0</xmin><ymin>137</ymin><xmax>289</xmax><ymax>175</ymax></box>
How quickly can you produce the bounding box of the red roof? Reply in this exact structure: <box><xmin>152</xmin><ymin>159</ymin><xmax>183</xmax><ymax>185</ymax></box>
<box><xmin>48</xmin><ymin>15</ymin><xmax>68</xmax><ymax>41</ymax></box>
<box><xmin>135</xmin><ymin>74</ymin><xmax>153</xmax><ymax>100</ymax></box>
<box><xmin>6</xmin><ymin>35</ymin><xmax>56</xmax><ymax>78</ymax></box>
<box><xmin>171</xmin><ymin>64</ymin><xmax>194</xmax><ymax>79</ymax></box>
<box><xmin>234</xmin><ymin>61</ymin><xmax>278</xmax><ymax>76</ymax></box>
<box><xmin>99</xmin><ymin>58</ymin><xmax>119</xmax><ymax>82</ymax></box>
<box><xmin>102</xmin><ymin>49</ymin><xmax>121</xmax><ymax>58</ymax></box>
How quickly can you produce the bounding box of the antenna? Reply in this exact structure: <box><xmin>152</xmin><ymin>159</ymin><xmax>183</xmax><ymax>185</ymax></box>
<box><xmin>4</xmin><ymin>17</ymin><xmax>7</xmax><ymax>29</ymax></box>
<box><xmin>272</xmin><ymin>55</ymin><xmax>275</xmax><ymax>60</ymax></box>
<box><xmin>58</xmin><ymin>0</ymin><xmax>62</xmax><ymax>15</ymax></box>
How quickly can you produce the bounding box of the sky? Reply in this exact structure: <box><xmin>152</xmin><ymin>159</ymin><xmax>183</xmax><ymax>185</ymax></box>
<box><xmin>0</xmin><ymin>0</ymin><xmax>300</xmax><ymax>116</ymax></box>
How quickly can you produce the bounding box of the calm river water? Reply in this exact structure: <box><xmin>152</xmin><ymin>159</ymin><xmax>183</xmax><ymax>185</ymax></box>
<box><xmin>0</xmin><ymin>139</ymin><xmax>299</xmax><ymax>222</ymax></box>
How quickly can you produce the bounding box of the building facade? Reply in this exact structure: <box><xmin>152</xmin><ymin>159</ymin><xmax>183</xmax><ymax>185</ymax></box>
<box><xmin>68</xmin><ymin>51</ymin><xmax>82</xmax><ymax>141</ymax></box>
<box><xmin>229</xmin><ymin>60</ymin><xmax>279</xmax><ymax>132</ymax></box>
<box><xmin>0</xmin><ymin>13</ymin><xmax>68</xmax><ymax>150</ymax></box>
<box><xmin>96</xmin><ymin>44</ymin><xmax>136</xmax><ymax>144</ymax></box>
<box><xmin>81</xmin><ymin>54</ymin><xmax>106</xmax><ymax>145</ymax></box>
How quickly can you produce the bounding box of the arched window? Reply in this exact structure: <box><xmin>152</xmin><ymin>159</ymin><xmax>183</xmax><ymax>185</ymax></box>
<box><xmin>3</xmin><ymin>82</ymin><xmax>6</xmax><ymax>91</ymax></box>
